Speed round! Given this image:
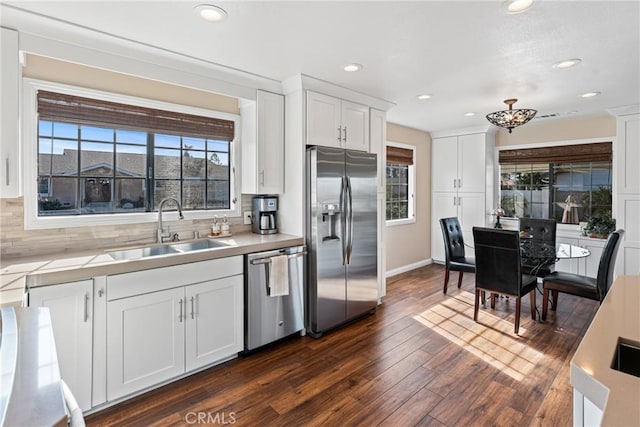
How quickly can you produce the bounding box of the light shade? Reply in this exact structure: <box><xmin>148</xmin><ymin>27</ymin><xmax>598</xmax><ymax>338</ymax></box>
<box><xmin>486</xmin><ymin>99</ymin><xmax>537</xmax><ymax>134</ymax></box>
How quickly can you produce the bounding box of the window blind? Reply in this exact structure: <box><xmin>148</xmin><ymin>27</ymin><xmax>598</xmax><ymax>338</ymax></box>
<box><xmin>37</xmin><ymin>90</ymin><xmax>235</xmax><ymax>141</ymax></box>
<box><xmin>386</xmin><ymin>146</ymin><xmax>414</xmax><ymax>165</ymax></box>
<box><xmin>499</xmin><ymin>142</ymin><xmax>612</xmax><ymax>164</ymax></box>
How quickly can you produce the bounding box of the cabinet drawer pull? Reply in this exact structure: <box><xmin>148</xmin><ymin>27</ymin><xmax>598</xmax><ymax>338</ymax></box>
<box><xmin>190</xmin><ymin>296</ymin><xmax>195</xmax><ymax>320</ymax></box>
<box><xmin>337</xmin><ymin>126</ymin><xmax>342</xmax><ymax>142</ymax></box>
<box><xmin>343</xmin><ymin>126</ymin><xmax>347</xmax><ymax>142</ymax></box>
<box><xmin>5</xmin><ymin>158</ymin><xmax>9</xmax><ymax>186</ymax></box>
<box><xmin>453</xmin><ymin>178</ymin><xmax>457</xmax><ymax>189</ymax></box>
<box><xmin>84</xmin><ymin>293</ymin><xmax>89</xmax><ymax>322</ymax></box>
<box><xmin>179</xmin><ymin>298</ymin><xmax>183</xmax><ymax>322</ymax></box>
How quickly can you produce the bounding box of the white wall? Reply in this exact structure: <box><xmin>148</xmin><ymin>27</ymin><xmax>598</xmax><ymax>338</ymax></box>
<box><xmin>385</xmin><ymin>123</ymin><xmax>431</xmax><ymax>275</ymax></box>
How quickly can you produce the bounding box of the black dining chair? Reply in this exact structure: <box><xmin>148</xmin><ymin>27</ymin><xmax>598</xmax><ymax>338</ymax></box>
<box><xmin>519</xmin><ymin>218</ymin><xmax>557</xmax><ymax>277</ymax></box>
<box><xmin>439</xmin><ymin>217</ymin><xmax>475</xmax><ymax>294</ymax></box>
<box><xmin>541</xmin><ymin>229</ymin><xmax>623</xmax><ymax>321</ymax></box>
<box><xmin>472</xmin><ymin>227</ymin><xmax>538</xmax><ymax>334</ymax></box>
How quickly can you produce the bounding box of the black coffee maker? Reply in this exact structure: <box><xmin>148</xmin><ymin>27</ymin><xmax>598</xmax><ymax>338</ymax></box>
<box><xmin>252</xmin><ymin>195</ymin><xmax>278</xmax><ymax>234</ymax></box>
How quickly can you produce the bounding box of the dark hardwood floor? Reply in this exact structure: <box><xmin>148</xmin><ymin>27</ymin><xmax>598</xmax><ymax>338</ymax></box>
<box><xmin>86</xmin><ymin>264</ymin><xmax>598</xmax><ymax>426</ymax></box>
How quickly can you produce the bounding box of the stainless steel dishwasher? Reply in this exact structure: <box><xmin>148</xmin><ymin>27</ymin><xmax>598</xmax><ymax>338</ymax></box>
<box><xmin>244</xmin><ymin>245</ymin><xmax>305</xmax><ymax>351</ymax></box>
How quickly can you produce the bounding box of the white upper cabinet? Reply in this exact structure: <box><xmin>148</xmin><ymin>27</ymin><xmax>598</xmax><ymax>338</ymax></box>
<box><xmin>432</xmin><ymin>133</ymin><xmax>486</xmax><ymax>193</ymax></box>
<box><xmin>616</xmin><ymin>114</ymin><xmax>640</xmax><ymax>194</ymax></box>
<box><xmin>0</xmin><ymin>27</ymin><xmax>20</xmax><ymax>198</ymax></box>
<box><xmin>306</xmin><ymin>91</ymin><xmax>370</xmax><ymax>151</ymax></box>
<box><xmin>241</xmin><ymin>90</ymin><xmax>285</xmax><ymax>194</ymax></box>
<box><xmin>432</xmin><ymin>136</ymin><xmax>459</xmax><ymax>193</ymax></box>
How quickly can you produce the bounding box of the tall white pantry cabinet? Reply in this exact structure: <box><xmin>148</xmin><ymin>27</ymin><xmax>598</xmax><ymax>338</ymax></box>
<box><xmin>612</xmin><ymin>109</ymin><xmax>640</xmax><ymax>275</ymax></box>
<box><xmin>431</xmin><ymin>131</ymin><xmax>495</xmax><ymax>263</ymax></box>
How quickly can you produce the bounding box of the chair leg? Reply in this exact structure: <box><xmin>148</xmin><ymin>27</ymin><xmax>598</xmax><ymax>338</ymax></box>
<box><xmin>457</xmin><ymin>271</ymin><xmax>463</xmax><ymax>288</ymax></box>
<box><xmin>530</xmin><ymin>291</ymin><xmax>536</xmax><ymax>320</ymax></box>
<box><xmin>481</xmin><ymin>290</ymin><xmax>486</xmax><ymax>306</ymax></box>
<box><xmin>551</xmin><ymin>290</ymin><xmax>558</xmax><ymax>311</ymax></box>
<box><xmin>542</xmin><ymin>288</ymin><xmax>549</xmax><ymax>321</ymax></box>
<box><xmin>514</xmin><ymin>297</ymin><xmax>521</xmax><ymax>334</ymax></box>
<box><xmin>490</xmin><ymin>293</ymin><xmax>497</xmax><ymax>309</ymax></box>
<box><xmin>443</xmin><ymin>268</ymin><xmax>450</xmax><ymax>294</ymax></box>
<box><xmin>474</xmin><ymin>289</ymin><xmax>480</xmax><ymax>321</ymax></box>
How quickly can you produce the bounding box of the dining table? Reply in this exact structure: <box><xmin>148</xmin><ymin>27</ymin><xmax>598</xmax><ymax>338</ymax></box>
<box><xmin>520</xmin><ymin>238</ymin><xmax>591</xmax><ymax>276</ymax></box>
<box><xmin>518</xmin><ymin>238</ymin><xmax>591</xmax><ymax>322</ymax></box>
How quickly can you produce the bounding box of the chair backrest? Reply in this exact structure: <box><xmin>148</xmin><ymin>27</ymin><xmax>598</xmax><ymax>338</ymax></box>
<box><xmin>472</xmin><ymin>227</ymin><xmax>525</xmax><ymax>297</ymax></box>
<box><xmin>596</xmin><ymin>229</ymin><xmax>624</xmax><ymax>300</ymax></box>
<box><xmin>519</xmin><ymin>218</ymin><xmax>557</xmax><ymax>243</ymax></box>
<box><xmin>440</xmin><ymin>217</ymin><xmax>466</xmax><ymax>265</ymax></box>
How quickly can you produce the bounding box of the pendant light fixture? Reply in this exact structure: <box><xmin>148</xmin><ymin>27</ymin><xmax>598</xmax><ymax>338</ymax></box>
<box><xmin>486</xmin><ymin>98</ymin><xmax>537</xmax><ymax>133</ymax></box>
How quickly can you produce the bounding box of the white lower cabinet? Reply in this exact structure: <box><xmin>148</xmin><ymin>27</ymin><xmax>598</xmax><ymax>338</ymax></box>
<box><xmin>106</xmin><ymin>257</ymin><xmax>244</xmax><ymax>402</ymax></box>
<box><xmin>431</xmin><ymin>191</ymin><xmax>487</xmax><ymax>262</ymax></box>
<box><xmin>185</xmin><ymin>277</ymin><xmax>243</xmax><ymax>371</ymax></box>
<box><xmin>28</xmin><ymin>280</ymin><xmax>94</xmax><ymax>411</ymax></box>
<box><xmin>107</xmin><ymin>287</ymin><xmax>185</xmax><ymax>400</ymax></box>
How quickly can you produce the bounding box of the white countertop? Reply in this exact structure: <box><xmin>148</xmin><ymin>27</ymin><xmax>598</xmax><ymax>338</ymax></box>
<box><xmin>571</xmin><ymin>275</ymin><xmax>640</xmax><ymax>426</ymax></box>
<box><xmin>0</xmin><ymin>232</ymin><xmax>304</xmax><ymax>306</ymax></box>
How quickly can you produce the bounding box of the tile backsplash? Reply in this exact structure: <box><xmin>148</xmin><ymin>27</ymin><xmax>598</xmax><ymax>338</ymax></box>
<box><xmin>0</xmin><ymin>196</ymin><xmax>254</xmax><ymax>260</ymax></box>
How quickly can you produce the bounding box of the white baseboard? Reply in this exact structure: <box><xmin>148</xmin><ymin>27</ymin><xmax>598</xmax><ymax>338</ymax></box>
<box><xmin>386</xmin><ymin>258</ymin><xmax>433</xmax><ymax>278</ymax></box>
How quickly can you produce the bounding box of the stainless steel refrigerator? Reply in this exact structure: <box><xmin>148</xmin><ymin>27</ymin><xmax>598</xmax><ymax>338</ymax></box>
<box><xmin>306</xmin><ymin>146</ymin><xmax>378</xmax><ymax>337</ymax></box>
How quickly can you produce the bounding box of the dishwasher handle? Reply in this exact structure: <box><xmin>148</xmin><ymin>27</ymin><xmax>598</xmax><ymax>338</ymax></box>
<box><xmin>249</xmin><ymin>250</ymin><xmax>306</xmax><ymax>265</ymax></box>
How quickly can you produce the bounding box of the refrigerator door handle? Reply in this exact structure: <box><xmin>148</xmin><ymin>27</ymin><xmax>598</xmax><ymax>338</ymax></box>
<box><xmin>346</xmin><ymin>176</ymin><xmax>354</xmax><ymax>264</ymax></box>
<box><xmin>341</xmin><ymin>176</ymin><xmax>348</xmax><ymax>265</ymax></box>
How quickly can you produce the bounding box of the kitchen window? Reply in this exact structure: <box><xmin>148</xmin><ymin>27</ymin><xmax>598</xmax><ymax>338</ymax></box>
<box><xmin>499</xmin><ymin>142</ymin><xmax>612</xmax><ymax>225</ymax></box>
<box><xmin>386</xmin><ymin>142</ymin><xmax>415</xmax><ymax>224</ymax></box>
<box><xmin>24</xmin><ymin>79</ymin><xmax>240</xmax><ymax>229</ymax></box>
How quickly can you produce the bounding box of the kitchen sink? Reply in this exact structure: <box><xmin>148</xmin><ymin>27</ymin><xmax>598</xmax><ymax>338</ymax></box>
<box><xmin>612</xmin><ymin>338</ymin><xmax>640</xmax><ymax>378</ymax></box>
<box><xmin>170</xmin><ymin>239</ymin><xmax>230</xmax><ymax>252</ymax></box>
<box><xmin>107</xmin><ymin>239</ymin><xmax>231</xmax><ymax>260</ymax></box>
<box><xmin>108</xmin><ymin>245</ymin><xmax>179</xmax><ymax>260</ymax></box>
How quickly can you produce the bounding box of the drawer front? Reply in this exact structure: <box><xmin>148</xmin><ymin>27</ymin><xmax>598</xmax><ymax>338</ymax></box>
<box><xmin>107</xmin><ymin>256</ymin><xmax>242</xmax><ymax>300</ymax></box>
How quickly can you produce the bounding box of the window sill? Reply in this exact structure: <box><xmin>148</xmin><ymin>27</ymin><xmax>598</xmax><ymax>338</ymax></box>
<box><xmin>386</xmin><ymin>217</ymin><xmax>416</xmax><ymax>227</ymax></box>
<box><xmin>24</xmin><ymin>208</ymin><xmax>240</xmax><ymax>230</ymax></box>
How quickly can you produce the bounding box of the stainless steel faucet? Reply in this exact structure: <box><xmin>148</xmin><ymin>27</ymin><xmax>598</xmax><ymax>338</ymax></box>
<box><xmin>157</xmin><ymin>197</ymin><xmax>184</xmax><ymax>243</ymax></box>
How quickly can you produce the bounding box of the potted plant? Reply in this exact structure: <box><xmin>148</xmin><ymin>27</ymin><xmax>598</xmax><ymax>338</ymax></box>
<box><xmin>584</xmin><ymin>211</ymin><xmax>616</xmax><ymax>239</ymax></box>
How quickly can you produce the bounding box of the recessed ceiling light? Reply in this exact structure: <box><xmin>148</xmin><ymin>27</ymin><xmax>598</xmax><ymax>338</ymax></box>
<box><xmin>343</xmin><ymin>63</ymin><xmax>363</xmax><ymax>72</ymax></box>
<box><xmin>581</xmin><ymin>92</ymin><xmax>601</xmax><ymax>98</ymax></box>
<box><xmin>504</xmin><ymin>0</ymin><xmax>534</xmax><ymax>14</ymax></box>
<box><xmin>552</xmin><ymin>58</ymin><xmax>582</xmax><ymax>69</ymax></box>
<box><xmin>416</xmin><ymin>94</ymin><xmax>432</xmax><ymax>100</ymax></box>
<box><xmin>194</xmin><ymin>4</ymin><xmax>228</xmax><ymax>22</ymax></box>
<box><xmin>464</xmin><ymin>112</ymin><xmax>476</xmax><ymax>117</ymax></box>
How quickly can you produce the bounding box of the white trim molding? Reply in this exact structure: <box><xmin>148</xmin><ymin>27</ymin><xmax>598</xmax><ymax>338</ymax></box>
<box><xmin>386</xmin><ymin>258</ymin><xmax>433</xmax><ymax>278</ymax></box>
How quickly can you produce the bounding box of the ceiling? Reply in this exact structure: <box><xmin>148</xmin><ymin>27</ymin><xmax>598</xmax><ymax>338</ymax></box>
<box><xmin>2</xmin><ymin>1</ymin><xmax>639</xmax><ymax>133</ymax></box>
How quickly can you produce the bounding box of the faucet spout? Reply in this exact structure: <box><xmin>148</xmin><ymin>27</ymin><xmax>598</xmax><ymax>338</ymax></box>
<box><xmin>157</xmin><ymin>197</ymin><xmax>184</xmax><ymax>243</ymax></box>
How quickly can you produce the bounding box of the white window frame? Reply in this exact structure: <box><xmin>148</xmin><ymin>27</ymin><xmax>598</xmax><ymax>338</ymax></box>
<box><xmin>23</xmin><ymin>78</ymin><xmax>241</xmax><ymax>230</ymax></box>
<box><xmin>385</xmin><ymin>141</ymin><xmax>416</xmax><ymax>227</ymax></box>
